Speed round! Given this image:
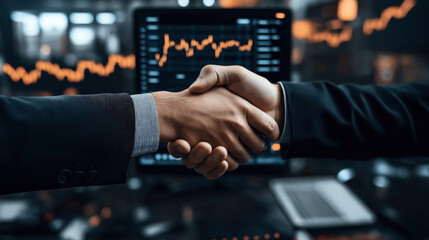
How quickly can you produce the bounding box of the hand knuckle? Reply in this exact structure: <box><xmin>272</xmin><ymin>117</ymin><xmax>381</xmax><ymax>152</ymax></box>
<box><xmin>236</xmin><ymin>123</ymin><xmax>246</xmax><ymax>133</ymax></box>
<box><xmin>232</xmin><ymin>65</ymin><xmax>244</xmax><ymax>72</ymax></box>
<box><xmin>229</xmin><ymin>117</ymin><xmax>246</xmax><ymax>133</ymax></box>
<box><xmin>202</xmin><ymin>64</ymin><xmax>215</xmax><ymax>73</ymax></box>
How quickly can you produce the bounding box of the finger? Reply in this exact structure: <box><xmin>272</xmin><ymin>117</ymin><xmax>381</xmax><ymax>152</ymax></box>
<box><xmin>182</xmin><ymin>142</ymin><xmax>212</xmax><ymax>169</ymax></box>
<box><xmin>228</xmin><ymin>139</ymin><xmax>252</xmax><ymax>164</ymax></box>
<box><xmin>225</xmin><ymin>155</ymin><xmax>239</xmax><ymax>171</ymax></box>
<box><xmin>190</xmin><ymin>65</ymin><xmax>276</xmax><ymax>112</ymax></box>
<box><xmin>246</xmin><ymin>104</ymin><xmax>280</xmax><ymax>141</ymax></box>
<box><xmin>239</xmin><ymin>126</ymin><xmax>266</xmax><ymax>154</ymax></box>
<box><xmin>204</xmin><ymin>160</ymin><xmax>229</xmax><ymax>180</ymax></box>
<box><xmin>194</xmin><ymin>147</ymin><xmax>228</xmax><ymax>174</ymax></box>
<box><xmin>167</xmin><ymin>139</ymin><xmax>191</xmax><ymax>158</ymax></box>
<box><xmin>189</xmin><ymin>65</ymin><xmax>238</xmax><ymax>93</ymax></box>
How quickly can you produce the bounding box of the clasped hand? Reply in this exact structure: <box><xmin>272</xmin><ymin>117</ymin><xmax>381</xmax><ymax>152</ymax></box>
<box><xmin>152</xmin><ymin>65</ymin><xmax>284</xmax><ymax>179</ymax></box>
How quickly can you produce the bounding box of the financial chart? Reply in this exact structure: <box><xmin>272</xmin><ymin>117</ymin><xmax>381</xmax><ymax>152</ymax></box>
<box><xmin>135</xmin><ymin>9</ymin><xmax>291</xmax><ymax>93</ymax></box>
<box><xmin>134</xmin><ymin>9</ymin><xmax>291</xmax><ymax>170</ymax></box>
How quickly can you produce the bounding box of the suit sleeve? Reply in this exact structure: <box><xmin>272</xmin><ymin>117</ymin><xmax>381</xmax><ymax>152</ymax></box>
<box><xmin>279</xmin><ymin>81</ymin><xmax>429</xmax><ymax>160</ymax></box>
<box><xmin>0</xmin><ymin>93</ymin><xmax>135</xmax><ymax>194</ymax></box>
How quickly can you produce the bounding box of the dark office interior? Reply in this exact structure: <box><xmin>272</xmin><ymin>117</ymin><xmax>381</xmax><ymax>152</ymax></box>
<box><xmin>1</xmin><ymin>0</ymin><xmax>429</xmax><ymax>239</ymax></box>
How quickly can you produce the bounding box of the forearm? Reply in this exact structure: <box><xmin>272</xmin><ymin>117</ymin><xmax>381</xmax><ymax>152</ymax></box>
<box><xmin>280</xmin><ymin>81</ymin><xmax>429</xmax><ymax>159</ymax></box>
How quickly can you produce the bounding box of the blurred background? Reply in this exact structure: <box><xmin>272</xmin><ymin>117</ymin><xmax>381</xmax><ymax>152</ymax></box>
<box><xmin>1</xmin><ymin>0</ymin><xmax>429</xmax><ymax>239</ymax></box>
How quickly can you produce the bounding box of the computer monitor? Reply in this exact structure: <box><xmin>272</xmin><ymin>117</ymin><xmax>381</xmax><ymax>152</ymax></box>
<box><xmin>134</xmin><ymin>8</ymin><xmax>291</xmax><ymax>174</ymax></box>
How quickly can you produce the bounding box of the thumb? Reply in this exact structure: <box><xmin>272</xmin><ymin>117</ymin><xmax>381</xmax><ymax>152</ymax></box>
<box><xmin>189</xmin><ymin>65</ymin><xmax>222</xmax><ymax>93</ymax></box>
<box><xmin>189</xmin><ymin>76</ymin><xmax>213</xmax><ymax>93</ymax></box>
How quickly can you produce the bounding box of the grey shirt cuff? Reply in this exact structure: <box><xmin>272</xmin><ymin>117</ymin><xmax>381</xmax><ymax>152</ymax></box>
<box><xmin>277</xmin><ymin>82</ymin><xmax>288</xmax><ymax>144</ymax></box>
<box><xmin>131</xmin><ymin>94</ymin><xmax>160</xmax><ymax>157</ymax></box>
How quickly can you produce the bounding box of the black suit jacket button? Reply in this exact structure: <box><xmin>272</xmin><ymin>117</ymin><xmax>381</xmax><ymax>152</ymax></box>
<box><xmin>57</xmin><ymin>169</ymin><xmax>73</xmax><ymax>185</ymax></box>
<box><xmin>86</xmin><ymin>171</ymin><xmax>99</xmax><ymax>183</ymax></box>
<box><xmin>73</xmin><ymin>171</ymin><xmax>86</xmax><ymax>185</ymax></box>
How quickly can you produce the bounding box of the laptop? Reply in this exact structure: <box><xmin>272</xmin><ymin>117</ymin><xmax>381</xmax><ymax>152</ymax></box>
<box><xmin>269</xmin><ymin>176</ymin><xmax>376</xmax><ymax>228</ymax></box>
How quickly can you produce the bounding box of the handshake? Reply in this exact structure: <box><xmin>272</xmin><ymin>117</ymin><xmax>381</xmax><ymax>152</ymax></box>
<box><xmin>152</xmin><ymin>65</ymin><xmax>285</xmax><ymax>179</ymax></box>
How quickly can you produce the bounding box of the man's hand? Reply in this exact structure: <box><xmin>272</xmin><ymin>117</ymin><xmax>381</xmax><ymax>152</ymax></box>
<box><xmin>152</xmin><ymin>86</ymin><xmax>279</xmax><ymax>172</ymax></box>
<box><xmin>168</xmin><ymin>65</ymin><xmax>285</xmax><ymax>179</ymax></box>
<box><xmin>190</xmin><ymin>65</ymin><xmax>284</xmax><ymax>124</ymax></box>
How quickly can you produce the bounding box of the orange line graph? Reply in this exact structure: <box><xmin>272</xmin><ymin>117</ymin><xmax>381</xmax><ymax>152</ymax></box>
<box><xmin>155</xmin><ymin>34</ymin><xmax>253</xmax><ymax>67</ymax></box>
<box><xmin>2</xmin><ymin>54</ymin><xmax>135</xmax><ymax>85</ymax></box>
<box><xmin>310</xmin><ymin>25</ymin><xmax>353</xmax><ymax>48</ymax></box>
<box><xmin>2</xmin><ymin>1</ymin><xmax>418</xmax><ymax>85</ymax></box>
<box><xmin>292</xmin><ymin>20</ymin><xmax>353</xmax><ymax>48</ymax></box>
<box><xmin>363</xmin><ymin>0</ymin><xmax>416</xmax><ymax>35</ymax></box>
<box><xmin>293</xmin><ymin>0</ymin><xmax>416</xmax><ymax>47</ymax></box>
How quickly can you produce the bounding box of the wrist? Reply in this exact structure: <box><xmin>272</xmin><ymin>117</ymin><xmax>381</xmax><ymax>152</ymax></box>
<box><xmin>152</xmin><ymin>91</ymin><xmax>179</xmax><ymax>142</ymax></box>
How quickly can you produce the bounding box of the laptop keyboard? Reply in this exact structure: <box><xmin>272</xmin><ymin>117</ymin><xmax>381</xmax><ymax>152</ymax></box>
<box><xmin>285</xmin><ymin>185</ymin><xmax>342</xmax><ymax>220</ymax></box>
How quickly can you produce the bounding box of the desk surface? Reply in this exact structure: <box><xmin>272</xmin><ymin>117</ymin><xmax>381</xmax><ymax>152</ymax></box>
<box><xmin>1</xmin><ymin>157</ymin><xmax>428</xmax><ymax>240</ymax></box>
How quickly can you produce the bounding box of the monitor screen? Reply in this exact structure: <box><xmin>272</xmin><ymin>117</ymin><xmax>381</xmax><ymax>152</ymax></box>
<box><xmin>134</xmin><ymin>8</ymin><xmax>291</xmax><ymax>173</ymax></box>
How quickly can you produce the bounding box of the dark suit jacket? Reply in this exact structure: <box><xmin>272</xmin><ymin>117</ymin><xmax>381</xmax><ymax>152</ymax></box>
<box><xmin>0</xmin><ymin>94</ymin><xmax>135</xmax><ymax>194</ymax></box>
<box><xmin>281</xmin><ymin>81</ymin><xmax>429</xmax><ymax>160</ymax></box>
